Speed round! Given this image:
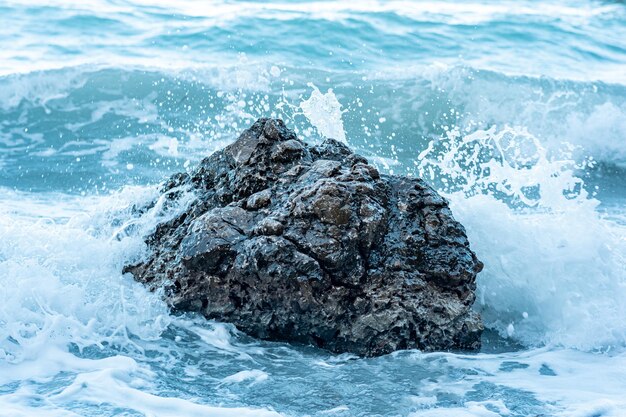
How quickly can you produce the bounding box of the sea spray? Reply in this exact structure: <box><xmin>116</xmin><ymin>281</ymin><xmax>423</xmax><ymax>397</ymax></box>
<box><xmin>417</xmin><ymin>124</ymin><xmax>626</xmax><ymax>349</ymax></box>
<box><xmin>0</xmin><ymin>187</ymin><xmax>171</xmax><ymax>365</ymax></box>
<box><xmin>300</xmin><ymin>83</ymin><xmax>347</xmax><ymax>143</ymax></box>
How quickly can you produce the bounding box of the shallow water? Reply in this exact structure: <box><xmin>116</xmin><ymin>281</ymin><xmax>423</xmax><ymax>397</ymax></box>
<box><xmin>1</xmin><ymin>1</ymin><xmax>626</xmax><ymax>416</ymax></box>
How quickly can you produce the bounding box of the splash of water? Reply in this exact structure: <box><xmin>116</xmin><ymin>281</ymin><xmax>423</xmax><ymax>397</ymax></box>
<box><xmin>418</xmin><ymin>125</ymin><xmax>626</xmax><ymax>349</ymax></box>
<box><xmin>0</xmin><ymin>183</ymin><xmax>200</xmax><ymax>365</ymax></box>
<box><xmin>299</xmin><ymin>83</ymin><xmax>347</xmax><ymax>143</ymax></box>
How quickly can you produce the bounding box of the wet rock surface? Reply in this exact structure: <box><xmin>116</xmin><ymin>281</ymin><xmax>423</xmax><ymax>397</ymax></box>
<box><xmin>125</xmin><ymin>118</ymin><xmax>484</xmax><ymax>356</ymax></box>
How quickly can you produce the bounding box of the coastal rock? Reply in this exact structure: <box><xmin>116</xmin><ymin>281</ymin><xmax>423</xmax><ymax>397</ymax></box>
<box><xmin>125</xmin><ymin>118</ymin><xmax>484</xmax><ymax>356</ymax></box>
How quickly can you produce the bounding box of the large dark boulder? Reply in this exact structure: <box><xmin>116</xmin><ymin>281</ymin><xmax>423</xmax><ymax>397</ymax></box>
<box><xmin>125</xmin><ymin>118</ymin><xmax>483</xmax><ymax>356</ymax></box>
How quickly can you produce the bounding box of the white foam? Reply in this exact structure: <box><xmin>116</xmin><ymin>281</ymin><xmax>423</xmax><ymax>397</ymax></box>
<box><xmin>49</xmin><ymin>366</ymin><xmax>281</xmax><ymax>417</ymax></box>
<box><xmin>411</xmin><ymin>348</ymin><xmax>626</xmax><ymax>417</ymax></box>
<box><xmin>0</xmin><ymin>346</ymin><xmax>281</xmax><ymax>417</ymax></box>
<box><xmin>79</xmin><ymin>0</ymin><xmax>618</xmax><ymax>26</ymax></box>
<box><xmin>0</xmin><ymin>184</ymin><xmax>201</xmax><ymax>365</ymax></box>
<box><xmin>410</xmin><ymin>403</ymin><xmax>503</xmax><ymax>417</ymax></box>
<box><xmin>563</xmin><ymin>101</ymin><xmax>626</xmax><ymax>167</ymax></box>
<box><xmin>221</xmin><ymin>370</ymin><xmax>269</xmax><ymax>385</ymax></box>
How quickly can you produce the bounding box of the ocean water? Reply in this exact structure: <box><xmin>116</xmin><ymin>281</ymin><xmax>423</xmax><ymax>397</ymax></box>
<box><xmin>1</xmin><ymin>0</ymin><xmax>626</xmax><ymax>416</ymax></box>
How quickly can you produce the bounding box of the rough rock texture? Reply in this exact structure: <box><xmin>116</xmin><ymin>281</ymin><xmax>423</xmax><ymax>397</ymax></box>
<box><xmin>125</xmin><ymin>118</ymin><xmax>483</xmax><ymax>356</ymax></box>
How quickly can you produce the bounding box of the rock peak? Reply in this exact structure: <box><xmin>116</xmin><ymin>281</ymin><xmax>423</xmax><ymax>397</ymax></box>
<box><xmin>224</xmin><ymin>118</ymin><xmax>297</xmax><ymax>164</ymax></box>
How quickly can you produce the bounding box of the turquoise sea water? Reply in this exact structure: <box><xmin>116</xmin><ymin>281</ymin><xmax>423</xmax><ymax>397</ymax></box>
<box><xmin>1</xmin><ymin>1</ymin><xmax>626</xmax><ymax>416</ymax></box>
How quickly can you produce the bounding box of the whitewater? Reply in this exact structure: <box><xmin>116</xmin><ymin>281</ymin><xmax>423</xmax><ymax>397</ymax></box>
<box><xmin>1</xmin><ymin>0</ymin><xmax>626</xmax><ymax>416</ymax></box>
